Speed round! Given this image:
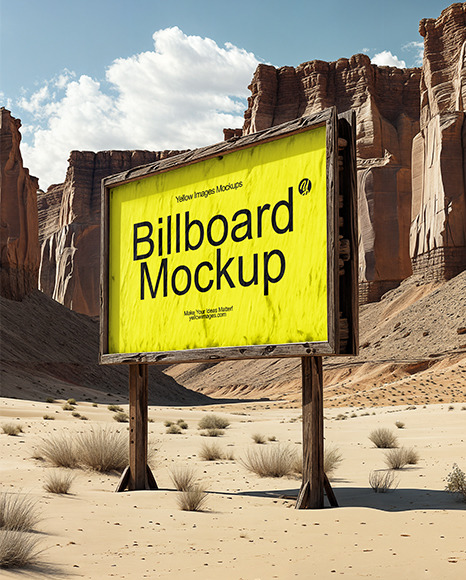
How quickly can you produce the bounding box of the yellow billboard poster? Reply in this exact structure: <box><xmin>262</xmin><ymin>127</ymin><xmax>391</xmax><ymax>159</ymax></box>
<box><xmin>106</xmin><ymin>121</ymin><xmax>331</xmax><ymax>358</ymax></box>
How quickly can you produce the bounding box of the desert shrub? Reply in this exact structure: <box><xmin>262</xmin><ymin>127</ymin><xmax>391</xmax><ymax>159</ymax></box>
<box><xmin>445</xmin><ymin>464</ymin><xmax>466</xmax><ymax>502</ymax></box>
<box><xmin>113</xmin><ymin>412</ymin><xmax>129</xmax><ymax>423</ymax></box>
<box><xmin>170</xmin><ymin>465</ymin><xmax>198</xmax><ymax>491</ymax></box>
<box><xmin>43</xmin><ymin>470</ymin><xmax>75</xmax><ymax>494</ymax></box>
<box><xmin>384</xmin><ymin>447</ymin><xmax>409</xmax><ymax>469</ymax></box>
<box><xmin>198</xmin><ymin>414</ymin><xmax>230</xmax><ymax>430</ymax></box>
<box><xmin>252</xmin><ymin>433</ymin><xmax>266</xmax><ymax>444</ymax></box>
<box><xmin>369</xmin><ymin>470</ymin><xmax>397</xmax><ymax>493</ymax></box>
<box><xmin>0</xmin><ymin>493</ymin><xmax>40</xmax><ymax>532</ymax></box>
<box><xmin>166</xmin><ymin>424</ymin><xmax>182</xmax><ymax>435</ymax></box>
<box><xmin>42</xmin><ymin>415</ymin><xmax>55</xmax><ymax>420</ymax></box>
<box><xmin>404</xmin><ymin>447</ymin><xmax>420</xmax><ymax>465</ymax></box>
<box><xmin>177</xmin><ymin>486</ymin><xmax>208</xmax><ymax>511</ymax></box>
<box><xmin>35</xmin><ymin>434</ymin><xmax>78</xmax><ymax>468</ymax></box>
<box><xmin>200</xmin><ymin>428</ymin><xmax>224</xmax><ymax>437</ymax></box>
<box><xmin>75</xmin><ymin>428</ymin><xmax>127</xmax><ymax>473</ymax></box>
<box><xmin>164</xmin><ymin>420</ymin><xmax>174</xmax><ymax>427</ymax></box>
<box><xmin>62</xmin><ymin>403</ymin><xmax>75</xmax><ymax>411</ymax></box>
<box><xmin>45</xmin><ymin>397</ymin><xmax>55</xmax><ymax>404</ymax></box>
<box><xmin>395</xmin><ymin>421</ymin><xmax>405</xmax><ymax>429</ymax></box>
<box><xmin>177</xmin><ymin>420</ymin><xmax>188</xmax><ymax>430</ymax></box>
<box><xmin>268</xmin><ymin>436</ymin><xmax>277</xmax><ymax>442</ymax></box>
<box><xmin>71</xmin><ymin>411</ymin><xmax>81</xmax><ymax>418</ymax></box>
<box><xmin>0</xmin><ymin>530</ymin><xmax>42</xmax><ymax>569</ymax></box>
<box><xmin>368</xmin><ymin>428</ymin><xmax>398</xmax><ymax>449</ymax></box>
<box><xmin>1</xmin><ymin>423</ymin><xmax>23</xmax><ymax>436</ymax></box>
<box><xmin>79</xmin><ymin>415</ymin><xmax>88</xmax><ymax>421</ymax></box>
<box><xmin>107</xmin><ymin>404</ymin><xmax>124</xmax><ymax>413</ymax></box>
<box><xmin>92</xmin><ymin>403</ymin><xmax>98</xmax><ymax>408</ymax></box>
<box><xmin>66</xmin><ymin>398</ymin><xmax>76</xmax><ymax>405</ymax></box>
<box><xmin>241</xmin><ymin>445</ymin><xmax>297</xmax><ymax>478</ymax></box>
<box><xmin>199</xmin><ymin>441</ymin><xmax>224</xmax><ymax>461</ymax></box>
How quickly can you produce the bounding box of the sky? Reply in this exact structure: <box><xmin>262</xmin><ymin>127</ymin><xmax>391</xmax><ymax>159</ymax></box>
<box><xmin>1</xmin><ymin>0</ymin><xmax>448</xmax><ymax>189</ymax></box>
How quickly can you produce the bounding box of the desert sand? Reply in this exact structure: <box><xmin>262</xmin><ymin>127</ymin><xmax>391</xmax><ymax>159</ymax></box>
<box><xmin>1</xmin><ymin>396</ymin><xmax>465</xmax><ymax>579</ymax></box>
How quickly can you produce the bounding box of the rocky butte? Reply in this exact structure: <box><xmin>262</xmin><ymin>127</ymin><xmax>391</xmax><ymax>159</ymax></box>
<box><xmin>0</xmin><ymin>108</ymin><xmax>40</xmax><ymax>300</ymax></box>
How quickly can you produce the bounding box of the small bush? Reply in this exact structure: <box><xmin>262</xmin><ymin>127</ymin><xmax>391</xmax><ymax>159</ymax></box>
<box><xmin>67</xmin><ymin>398</ymin><xmax>76</xmax><ymax>405</ymax></box>
<box><xmin>1</xmin><ymin>423</ymin><xmax>23</xmax><ymax>436</ymax></box>
<box><xmin>113</xmin><ymin>412</ymin><xmax>129</xmax><ymax>423</ymax></box>
<box><xmin>200</xmin><ymin>428</ymin><xmax>224</xmax><ymax>437</ymax></box>
<box><xmin>395</xmin><ymin>421</ymin><xmax>405</xmax><ymax>429</ymax></box>
<box><xmin>0</xmin><ymin>530</ymin><xmax>42</xmax><ymax>569</ymax></box>
<box><xmin>384</xmin><ymin>447</ymin><xmax>409</xmax><ymax>469</ymax></box>
<box><xmin>43</xmin><ymin>470</ymin><xmax>75</xmax><ymax>494</ymax></box>
<box><xmin>166</xmin><ymin>424</ymin><xmax>182</xmax><ymax>434</ymax></box>
<box><xmin>170</xmin><ymin>465</ymin><xmax>198</xmax><ymax>491</ymax></box>
<box><xmin>198</xmin><ymin>414</ymin><xmax>230</xmax><ymax>430</ymax></box>
<box><xmin>368</xmin><ymin>428</ymin><xmax>398</xmax><ymax>449</ymax></box>
<box><xmin>177</xmin><ymin>486</ymin><xmax>208</xmax><ymax>511</ymax></box>
<box><xmin>45</xmin><ymin>397</ymin><xmax>55</xmax><ymax>404</ymax></box>
<box><xmin>79</xmin><ymin>415</ymin><xmax>88</xmax><ymax>421</ymax></box>
<box><xmin>75</xmin><ymin>428</ymin><xmax>128</xmax><ymax>473</ymax></box>
<box><xmin>369</xmin><ymin>470</ymin><xmax>397</xmax><ymax>493</ymax></box>
<box><xmin>268</xmin><ymin>436</ymin><xmax>277</xmax><ymax>442</ymax></box>
<box><xmin>177</xmin><ymin>420</ymin><xmax>188</xmax><ymax>430</ymax></box>
<box><xmin>92</xmin><ymin>403</ymin><xmax>98</xmax><ymax>408</ymax></box>
<box><xmin>107</xmin><ymin>404</ymin><xmax>124</xmax><ymax>413</ymax></box>
<box><xmin>199</xmin><ymin>441</ymin><xmax>223</xmax><ymax>461</ymax></box>
<box><xmin>445</xmin><ymin>464</ymin><xmax>466</xmax><ymax>502</ymax></box>
<box><xmin>71</xmin><ymin>411</ymin><xmax>81</xmax><ymax>418</ymax></box>
<box><xmin>404</xmin><ymin>447</ymin><xmax>420</xmax><ymax>465</ymax></box>
<box><xmin>241</xmin><ymin>445</ymin><xmax>297</xmax><ymax>478</ymax></box>
<box><xmin>164</xmin><ymin>420</ymin><xmax>174</xmax><ymax>427</ymax></box>
<box><xmin>252</xmin><ymin>433</ymin><xmax>266</xmax><ymax>444</ymax></box>
<box><xmin>0</xmin><ymin>493</ymin><xmax>41</xmax><ymax>532</ymax></box>
<box><xmin>36</xmin><ymin>434</ymin><xmax>78</xmax><ymax>468</ymax></box>
<box><xmin>42</xmin><ymin>415</ymin><xmax>55</xmax><ymax>421</ymax></box>
<box><xmin>62</xmin><ymin>403</ymin><xmax>75</xmax><ymax>411</ymax></box>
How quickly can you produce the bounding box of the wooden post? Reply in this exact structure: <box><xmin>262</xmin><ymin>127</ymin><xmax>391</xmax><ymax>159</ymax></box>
<box><xmin>296</xmin><ymin>356</ymin><xmax>324</xmax><ymax>509</ymax></box>
<box><xmin>116</xmin><ymin>363</ymin><xmax>157</xmax><ymax>491</ymax></box>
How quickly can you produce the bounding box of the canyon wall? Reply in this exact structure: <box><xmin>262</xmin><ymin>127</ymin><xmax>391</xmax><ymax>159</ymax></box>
<box><xmin>243</xmin><ymin>56</ymin><xmax>421</xmax><ymax>303</ymax></box>
<box><xmin>38</xmin><ymin>149</ymin><xmax>184</xmax><ymax>317</ymax></box>
<box><xmin>0</xmin><ymin>108</ymin><xmax>40</xmax><ymax>300</ymax></box>
<box><xmin>410</xmin><ymin>3</ymin><xmax>466</xmax><ymax>280</ymax></box>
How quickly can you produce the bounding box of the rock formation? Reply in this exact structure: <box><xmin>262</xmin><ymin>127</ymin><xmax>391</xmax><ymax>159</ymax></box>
<box><xmin>0</xmin><ymin>108</ymin><xmax>40</xmax><ymax>300</ymax></box>
<box><xmin>243</xmin><ymin>56</ymin><xmax>421</xmax><ymax>302</ymax></box>
<box><xmin>38</xmin><ymin>149</ymin><xmax>184</xmax><ymax>316</ymax></box>
<box><xmin>410</xmin><ymin>3</ymin><xmax>466</xmax><ymax>280</ymax></box>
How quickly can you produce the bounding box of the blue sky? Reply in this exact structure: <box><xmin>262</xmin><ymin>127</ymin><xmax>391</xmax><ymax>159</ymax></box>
<box><xmin>0</xmin><ymin>0</ymin><xmax>448</xmax><ymax>188</ymax></box>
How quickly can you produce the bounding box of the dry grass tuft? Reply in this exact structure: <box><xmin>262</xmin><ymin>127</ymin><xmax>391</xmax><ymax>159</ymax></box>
<box><xmin>170</xmin><ymin>465</ymin><xmax>198</xmax><ymax>491</ymax></box>
<box><xmin>369</xmin><ymin>470</ymin><xmax>397</xmax><ymax>493</ymax></box>
<box><xmin>241</xmin><ymin>445</ymin><xmax>297</xmax><ymax>478</ymax></box>
<box><xmin>200</xmin><ymin>428</ymin><xmax>224</xmax><ymax>437</ymax></box>
<box><xmin>384</xmin><ymin>447</ymin><xmax>410</xmax><ymax>469</ymax></box>
<box><xmin>1</xmin><ymin>423</ymin><xmax>23</xmax><ymax>436</ymax></box>
<box><xmin>293</xmin><ymin>445</ymin><xmax>343</xmax><ymax>478</ymax></box>
<box><xmin>0</xmin><ymin>493</ymin><xmax>41</xmax><ymax>532</ymax></box>
<box><xmin>177</xmin><ymin>486</ymin><xmax>208</xmax><ymax>511</ymax></box>
<box><xmin>251</xmin><ymin>433</ymin><xmax>266</xmax><ymax>444</ymax></box>
<box><xmin>445</xmin><ymin>464</ymin><xmax>466</xmax><ymax>502</ymax></box>
<box><xmin>112</xmin><ymin>412</ymin><xmax>129</xmax><ymax>423</ymax></box>
<box><xmin>75</xmin><ymin>428</ymin><xmax>128</xmax><ymax>473</ymax></box>
<box><xmin>368</xmin><ymin>428</ymin><xmax>398</xmax><ymax>448</ymax></box>
<box><xmin>107</xmin><ymin>405</ymin><xmax>124</xmax><ymax>412</ymax></box>
<box><xmin>404</xmin><ymin>447</ymin><xmax>420</xmax><ymax>465</ymax></box>
<box><xmin>199</xmin><ymin>441</ymin><xmax>225</xmax><ymax>461</ymax></box>
<box><xmin>198</xmin><ymin>414</ymin><xmax>230</xmax><ymax>430</ymax></box>
<box><xmin>166</xmin><ymin>424</ymin><xmax>182</xmax><ymax>434</ymax></box>
<box><xmin>0</xmin><ymin>530</ymin><xmax>42</xmax><ymax>569</ymax></box>
<box><xmin>43</xmin><ymin>470</ymin><xmax>75</xmax><ymax>494</ymax></box>
<box><xmin>35</xmin><ymin>434</ymin><xmax>78</xmax><ymax>468</ymax></box>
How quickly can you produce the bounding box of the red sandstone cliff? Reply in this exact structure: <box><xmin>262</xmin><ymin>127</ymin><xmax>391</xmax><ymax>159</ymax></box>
<box><xmin>38</xmin><ymin>149</ymin><xmax>185</xmax><ymax>316</ymax></box>
<box><xmin>410</xmin><ymin>3</ymin><xmax>466</xmax><ymax>280</ymax></box>
<box><xmin>243</xmin><ymin>56</ymin><xmax>421</xmax><ymax>303</ymax></box>
<box><xmin>0</xmin><ymin>108</ymin><xmax>40</xmax><ymax>300</ymax></box>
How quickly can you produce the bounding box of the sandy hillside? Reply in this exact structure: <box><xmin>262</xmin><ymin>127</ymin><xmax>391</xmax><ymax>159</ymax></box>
<box><xmin>164</xmin><ymin>272</ymin><xmax>466</xmax><ymax>407</ymax></box>
<box><xmin>1</xmin><ymin>398</ymin><xmax>465</xmax><ymax>579</ymax></box>
<box><xmin>0</xmin><ymin>290</ymin><xmax>211</xmax><ymax>406</ymax></box>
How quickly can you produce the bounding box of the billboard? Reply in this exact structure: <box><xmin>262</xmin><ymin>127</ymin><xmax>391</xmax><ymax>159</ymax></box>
<box><xmin>100</xmin><ymin>107</ymin><xmax>357</xmax><ymax>364</ymax></box>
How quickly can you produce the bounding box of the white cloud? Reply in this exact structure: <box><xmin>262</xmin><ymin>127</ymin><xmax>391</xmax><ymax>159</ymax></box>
<box><xmin>403</xmin><ymin>41</ymin><xmax>424</xmax><ymax>66</ymax></box>
<box><xmin>16</xmin><ymin>27</ymin><xmax>259</xmax><ymax>189</ymax></box>
<box><xmin>371</xmin><ymin>50</ymin><xmax>406</xmax><ymax>68</ymax></box>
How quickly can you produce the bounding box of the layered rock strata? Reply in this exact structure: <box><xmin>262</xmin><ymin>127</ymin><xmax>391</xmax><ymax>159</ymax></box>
<box><xmin>243</xmin><ymin>56</ymin><xmax>421</xmax><ymax>303</ymax></box>
<box><xmin>410</xmin><ymin>3</ymin><xmax>466</xmax><ymax>280</ymax></box>
<box><xmin>38</xmin><ymin>149</ymin><xmax>184</xmax><ymax>316</ymax></box>
<box><xmin>0</xmin><ymin>108</ymin><xmax>40</xmax><ymax>300</ymax></box>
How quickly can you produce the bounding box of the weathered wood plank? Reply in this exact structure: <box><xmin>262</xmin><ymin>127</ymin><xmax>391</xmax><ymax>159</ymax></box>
<box><xmin>323</xmin><ymin>473</ymin><xmax>339</xmax><ymax>507</ymax></box>
<box><xmin>129</xmin><ymin>364</ymin><xmax>149</xmax><ymax>490</ymax></box>
<box><xmin>296</xmin><ymin>356</ymin><xmax>324</xmax><ymax>509</ymax></box>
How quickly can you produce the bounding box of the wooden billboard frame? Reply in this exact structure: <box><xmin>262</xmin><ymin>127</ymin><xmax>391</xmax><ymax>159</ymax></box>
<box><xmin>100</xmin><ymin>107</ymin><xmax>358</xmax><ymax>507</ymax></box>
